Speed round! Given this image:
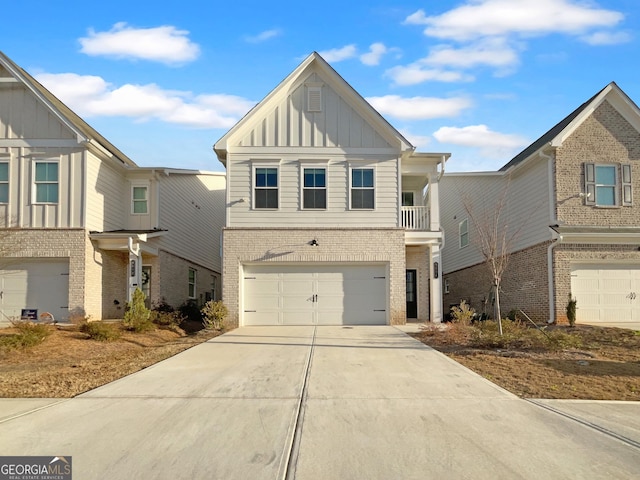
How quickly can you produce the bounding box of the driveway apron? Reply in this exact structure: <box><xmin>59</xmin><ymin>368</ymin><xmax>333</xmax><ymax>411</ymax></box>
<box><xmin>0</xmin><ymin>325</ymin><xmax>639</xmax><ymax>479</ymax></box>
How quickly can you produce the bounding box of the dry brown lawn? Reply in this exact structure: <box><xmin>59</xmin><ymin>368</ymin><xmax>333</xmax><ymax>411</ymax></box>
<box><xmin>0</xmin><ymin>323</ymin><xmax>222</xmax><ymax>398</ymax></box>
<box><xmin>412</xmin><ymin>322</ymin><xmax>640</xmax><ymax>400</ymax></box>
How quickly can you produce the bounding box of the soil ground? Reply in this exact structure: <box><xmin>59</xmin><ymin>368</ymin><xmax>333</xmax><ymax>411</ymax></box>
<box><xmin>0</xmin><ymin>322</ymin><xmax>222</xmax><ymax>398</ymax></box>
<box><xmin>411</xmin><ymin>323</ymin><xmax>640</xmax><ymax>400</ymax></box>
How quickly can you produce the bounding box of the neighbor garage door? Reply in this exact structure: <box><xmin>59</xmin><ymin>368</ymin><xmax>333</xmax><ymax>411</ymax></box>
<box><xmin>242</xmin><ymin>264</ymin><xmax>387</xmax><ymax>326</ymax></box>
<box><xmin>0</xmin><ymin>259</ymin><xmax>70</xmax><ymax>322</ymax></box>
<box><xmin>570</xmin><ymin>264</ymin><xmax>640</xmax><ymax>323</ymax></box>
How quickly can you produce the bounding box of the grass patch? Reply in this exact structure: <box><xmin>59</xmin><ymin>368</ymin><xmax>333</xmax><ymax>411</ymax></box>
<box><xmin>79</xmin><ymin>321</ymin><xmax>122</xmax><ymax>342</ymax></box>
<box><xmin>0</xmin><ymin>321</ymin><xmax>52</xmax><ymax>351</ymax></box>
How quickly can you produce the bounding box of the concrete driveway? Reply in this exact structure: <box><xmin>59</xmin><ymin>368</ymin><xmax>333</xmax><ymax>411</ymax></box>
<box><xmin>1</xmin><ymin>326</ymin><xmax>639</xmax><ymax>479</ymax></box>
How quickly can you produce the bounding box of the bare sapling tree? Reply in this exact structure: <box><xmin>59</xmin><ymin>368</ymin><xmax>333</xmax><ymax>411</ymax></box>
<box><xmin>462</xmin><ymin>178</ymin><xmax>524</xmax><ymax>335</ymax></box>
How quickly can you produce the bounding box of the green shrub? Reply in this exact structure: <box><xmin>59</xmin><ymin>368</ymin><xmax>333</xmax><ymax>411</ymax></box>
<box><xmin>566</xmin><ymin>294</ymin><xmax>577</xmax><ymax>327</ymax></box>
<box><xmin>0</xmin><ymin>321</ymin><xmax>52</xmax><ymax>350</ymax></box>
<box><xmin>123</xmin><ymin>288</ymin><xmax>154</xmax><ymax>333</ymax></box>
<box><xmin>179</xmin><ymin>300</ymin><xmax>202</xmax><ymax>323</ymax></box>
<box><xmin>450</xmin><ymin>300</ymin><xmax>475</xmax><ymax>325</ymax></box>
<box><xmin>150</xmin><ymin>310</ymin><xmax>184</xmax><ymax>332</ymax></box>
<box><xmin>201</xmin><ymin>300</ymin><xmax>228</xmax><ymax>331</ymax></box>
<box><xmin>80</xmin><ymin>321</ymin><xmax>122</xmax><ymax>341</ymax></box>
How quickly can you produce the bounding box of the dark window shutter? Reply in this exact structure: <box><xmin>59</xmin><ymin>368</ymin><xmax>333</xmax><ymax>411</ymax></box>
<box><xmin>622</xmin><ymin>164</ymin><xmax>633</xmax><ymax>206</ymax></box>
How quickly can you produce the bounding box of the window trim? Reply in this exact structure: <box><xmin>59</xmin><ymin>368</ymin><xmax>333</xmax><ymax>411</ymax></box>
<box><xmin>0</xmin><ymin>162</ymin><xmax>8</xmax><ymax>204</ymax></box>
<box><xmin>349</xmin><ymin>165</ymin><xmax>375</xmax><ymax>210</ymax></box>
<box><xmin>252</xmin><ymin>161</ymin><xmax>280</xmax><ymax>210</ymax></box>
<box><xmin>32</xmin><ymin>159</ymin><xmax>59</xmax><ymax>204</ymax></box>
<box><xmin>584</xmin><ymin>163</ymin><xmax>632</xmax><ymax>207</ymax></box>
<box><xmin>188</xmin><ymin>268</ymin><xmax>197</xmax><ymax>299</ymax></box>
<box><xmin>131</xmin><ymin>184</ymin><xmax>149</xmax><ymax>215</ymax></box>
<box><xmin>459</xmin><ymin>218</ymin><xmax>469</xmax><ymax>249</ymax></box>
<box><xmin>301</xmin><ymin>165</ymin><xmax>328</xmax><ymax>210</ymax></box>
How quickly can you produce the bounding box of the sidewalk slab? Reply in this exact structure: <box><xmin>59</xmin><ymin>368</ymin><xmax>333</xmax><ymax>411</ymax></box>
<box><xmin>0</xmin><ymin>399</ymin><xmax>65</xmax><ymax>422</ymax></box>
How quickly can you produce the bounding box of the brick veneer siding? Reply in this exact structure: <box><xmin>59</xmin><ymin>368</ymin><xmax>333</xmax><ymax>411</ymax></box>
<box><xmin>223</xmin><ymin>228</ymin><xmax>406</xmax><ymax>327</ymax></box>
<box><xmin>157</xmin><ymin>250</ymin><xmax>220</xmax><ymax>310</ymax></box>
<box><xmin>444</xmin><ymin>241</ymin><xmax>550</xmax><ymax>322</ymax></box>
<box><xmin>555</xmin><ymin>100</ymin><xmax>640</xmax><ymax>226</ymax></box>
<box><xmin>552</xmin><ymin>243</ymin><xmax>640</xmax><ymax>323</ymax></box>
<box><xmin>406</xmin><ymin>246</ymin><xmax>430</xmax><ymax>321</ymax></box>
<box><xmin>0</xmin><ymin>229</ymin><xmax>87</xmax><ymax>320</ymax></box>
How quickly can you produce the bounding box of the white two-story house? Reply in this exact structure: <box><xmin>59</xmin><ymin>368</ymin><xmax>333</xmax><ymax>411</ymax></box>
<box><xmin>215</xmin><ymin>52</ymin><xmax>448</xmax><ymax>327</ymax></box>
<box><xmin>0</xmin><ymin>51</ymin><xmax>225</xmax><ymax>323</ymax></box>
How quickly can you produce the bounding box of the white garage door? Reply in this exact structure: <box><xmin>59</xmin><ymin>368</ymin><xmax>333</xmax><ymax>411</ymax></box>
<box><xmin>0</xmin><ymin>259</ymin><xmax>70</xmax><ymax>322</ymax></box>
<box><xmin>243</xmin><ymin>264</ymin><xmax>387</xmax><ymax>326</ymax></box>
<box><xmin>571</xmin><ymin>264</ymin><xmax>640</xmax><ymax>323</ymax></box>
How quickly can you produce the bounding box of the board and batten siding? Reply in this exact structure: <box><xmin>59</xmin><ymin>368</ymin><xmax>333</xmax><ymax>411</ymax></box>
<box><xmin>158</xmin><ymin>173</ymin><xmax>225</xmax><ymax>272</ymax></box>
<box><xmin>441</xmin><ymin>156</ymin><xmax>552</xmax><ymax>273</ymax></box>
<box><xmin>227</xmin><ymin>155</ymin><xmax>399</xmax><ymax>228</ymax></box>
<box><xmin>238</xmin><ymin>72</ymin><xmax>393</xmax><ymax>149</ymax></box>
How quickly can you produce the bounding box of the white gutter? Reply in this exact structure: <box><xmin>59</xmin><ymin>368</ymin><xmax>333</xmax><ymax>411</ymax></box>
<box><xmin>540</xmin><ymin>148</ymin><xmax>558</xmax><ymax>324</ymax></box>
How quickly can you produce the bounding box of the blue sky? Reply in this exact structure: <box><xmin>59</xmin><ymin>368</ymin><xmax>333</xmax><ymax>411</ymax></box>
<box><xmin>2</xmin><ymin>0</ymin><xmax>639</xmax><ymax>172</ymax></box>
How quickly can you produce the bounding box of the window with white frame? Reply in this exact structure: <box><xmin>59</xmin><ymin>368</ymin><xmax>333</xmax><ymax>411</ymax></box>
<box><xmin>132</xmin><ymin>186</ymin><xmax>148</xmax><ymax>214</ymax></box>
<box><xmin>254</xmin><ymin>167</ymin><xmax>278</xmax><ymax>209</ymax></box>
<box><xmin>351</xmin><ymin>167</ymin><xmax>374</xmax><ymax>209</ymax></box>
<box><xmin>188</xmin><ymin>268</ymin><xmax>197</xmax><ymax>299</ymax></box>
<box><xmin>0</xmin><ymin>163</ymin><xmax>8</xmax><ymax>203</ymax></box>
<box><xmin>584</xmin><ymin>163</ymin><xmax>632</xmax><ymax>207</ymax></box>
<box><xmin>459</xmin><ymin>218</ymin><xmax>469</xmax><ymax>248</ymax></box>
<box><xmin>34</xmin><ymin>161</ymin><xmax>58</xmax><ymax>203</ymax></box>
<box><xmin>303</xmin><ymin>168</ymin><xmax>326</xmax><ymax>209</ymax></box>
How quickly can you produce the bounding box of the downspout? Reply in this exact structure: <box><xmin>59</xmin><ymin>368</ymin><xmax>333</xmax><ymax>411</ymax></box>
<box><xmin>540</xmin><ymin>148</ymin><xmax>558</xmax><ymax>324</ymax></box>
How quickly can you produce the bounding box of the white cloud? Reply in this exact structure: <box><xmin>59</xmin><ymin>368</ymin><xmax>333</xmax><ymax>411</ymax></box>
<box><xmin>245</xmin><ymin>29</ymin><xmax>282</xmax><ymax>43</ymax></box>
<box><xmin>580</xmin><ymin>31</ymin><xmax>632</xmax><ymax>45</ymax></box>
<box><xmin>386</xmin><ymin>64</ymin><xmax>472</xmax><ymax>86</ymax></box>
<box><xmin>423</xmin><ymin>38</ymin><xmax>520</xmax><ymax>71</ymax></box>
<box><xmin>79</xmin><ymin>22</ymin><xmax>200</xmax><ymax>64</ymax></box>
<box><xmin>318</xmin><ymin>45</ymin><xmax>357</xmax><ymax>62</ymax></box>
<box><xmin>360</xmin><ymin>43</ymin><xmax>388</xmax><ymax>66</ymax></box>
<box><xmin>406</xmin><ymin>0</ymin><xmax>624</xmax><ymax>41</ymax></box>
<box><xmin>433</xmin><ymin>124</ymin><xmax>529</xmax><ymax>159</ymax></box>
<box><xmin>36</xmin><ymin>72</ymin><xmax>254</xmax><ymax>129</ymax></box>
<box><xmin>366</xmin><ymin>95</ymin><xmax>472</xmax><ymax>120</ymax></box>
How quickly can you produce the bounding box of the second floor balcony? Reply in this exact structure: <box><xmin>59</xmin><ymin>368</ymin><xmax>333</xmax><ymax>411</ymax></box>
<box><xmin>401</xmin><ymin>206</ymin><xmax>429</xmax><ymax>231</ymax></box>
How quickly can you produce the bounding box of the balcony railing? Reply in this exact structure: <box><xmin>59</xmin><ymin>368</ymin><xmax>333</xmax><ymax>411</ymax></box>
<box><xmin>401</xmin><ymin>206</ymin><xmax>429</xmax><ymax>231</ymax></box>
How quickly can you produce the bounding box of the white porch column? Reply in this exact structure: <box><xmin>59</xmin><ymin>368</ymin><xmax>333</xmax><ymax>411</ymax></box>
<box><xmin>429</xmin><ymin>244</ymin><xmax>443</xmax><ymax>323</ymax></box>
<box><xmin>127</xmin><ymin>237</ymin><xmax>143</xmax><ymax>301</ymax></box>
<box><xmin>428</xmin><ymin>173</ymin><xmax>440</xmax><ymax>231</ymax></box>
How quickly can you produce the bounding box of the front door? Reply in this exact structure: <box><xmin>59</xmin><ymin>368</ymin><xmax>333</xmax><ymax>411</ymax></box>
<box><xmin>406</xmin><ymin>269</ymin><xmax>417</xmax><ymax>318</ymax></box>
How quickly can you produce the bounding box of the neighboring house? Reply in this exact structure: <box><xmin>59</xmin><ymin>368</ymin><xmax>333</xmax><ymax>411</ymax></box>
<box><xmin>441</xmin><ymin>82</ymin><xmax>640</xmax><ymax>325</ymax></box>
<box><xmin>0</xmin><ymin>51</ymin><xmax>225</xmax><ymax>323</ymax></box>
<box><xmin>214</xmin><ymin>52</ymin><xmax>448</xmax><ymax>327</ymax></box>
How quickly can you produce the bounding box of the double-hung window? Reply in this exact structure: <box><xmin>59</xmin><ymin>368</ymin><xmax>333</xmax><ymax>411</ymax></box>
<box><xmin>303</xmin><ymin>168</ymin><xmax>326</xmax><ymax>209</ymax></box>
<box><xmin>585</xmin><ymin>163</ymin><xmax>632</xmax><ymax>207</ymax></box>
<box><xmin>351</xmin><ymin>167</ymin><xmax>374</xmax><ymax>209</ymax></box>
<box><xmin>0</xmin><ymin>163</ymin><xmax>8</xmax><ymax>203</ymax></box>
<box><xmin>254</xmin><ymin>167</ymin><xmax>278</xmax><ymax>209</ymax></box>
<box><xmin>459</xmin><ymin>218</ymin><xmax>469</xmax><ymax>248</ymax></box>
<box><xmin>132</xmin><ymin>186</ymin><xmax>148</xmax><ymax>214</ymax></box>
<box><xmin>34</xmin><ymin>161</ymin><xmax>58</xmax><ymax>203</ymax></box>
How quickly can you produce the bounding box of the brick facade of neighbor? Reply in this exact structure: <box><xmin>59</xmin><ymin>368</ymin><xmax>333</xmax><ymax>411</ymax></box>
<box><xmin>223</xmin><ymin>228</ymin><xmax>407</xmax><ymax>328</ymax></box>
<box><xmin>406</xmin><ymin>246</ymin><xmax>430</xmax><ymax>322</ymax></box>
<box><xmin>555</xmin><ymin>101</ymin><xmax>640</xmax><ymax>227</ymax></box>
<box><xmin>444</xmin><ymin>241</ymin><xmax>550</xmax><ymax>322</ymax></box>
<box><xmin>552</xmin><ymin>243</ymin><xmax>640</xmax><ymax>323</ymax></box>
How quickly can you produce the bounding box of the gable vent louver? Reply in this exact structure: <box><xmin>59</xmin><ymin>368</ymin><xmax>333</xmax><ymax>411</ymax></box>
<box><xmin>307</xmin><ymin>86</ymin><xmax>322</xmax><ymax>112</ymax></box>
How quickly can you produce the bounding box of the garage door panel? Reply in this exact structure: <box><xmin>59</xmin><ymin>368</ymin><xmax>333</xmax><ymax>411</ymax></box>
<box><xmin>571</xmin><ymin>264</ymin><xmax>640</xmax><ymax>323</ymax></box>
<box><xmin>243</xmin><ymin>264</ymin><xmax>388</xmax><ymax>326</ymax></box>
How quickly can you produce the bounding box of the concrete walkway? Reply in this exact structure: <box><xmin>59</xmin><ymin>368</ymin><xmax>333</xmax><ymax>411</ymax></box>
<box><xmin>1</xmin><ymin>326</ymin><xmax>639</xmax><ymax>479</ymax></box>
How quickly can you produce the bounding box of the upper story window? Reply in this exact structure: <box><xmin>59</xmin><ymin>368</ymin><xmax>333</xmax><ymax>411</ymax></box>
<box><xmin>459</xmin><ymin>218</ymin><xmax>469</xmax><ymax>248</ymax></box>
<box><xmin>132</xmin><ymin>186</ymin><xmax>148</xmax><ymax>214</ymax></box>
<box><xmin>254</xmin><ymin>167</ymin><xmax>278</xmax><ymax>209</ymax></box>
<box><xmin>351</xmin><ymin>167</ymin><xmax>374</xmax><ymax>209</ymax></box>
<box><xmin>188</xmin><ymin>268</ymin><xmax>197</xmax><ymax>299</ymax></box>
<box><xmin>585</xmin><ymin>163</ymin><xmax>632</xmax><ymax>207</ymax></box>
<box><xmin>303</xmin><ymin>168</ymin><xmax>326</xmax><ymax>209</ymax></box>
<box><xmin>34</xmin><ymin>161</ymin><xmax>58</xmax><ymax>203</ymax></box>
<box><xmin>0</xmin><ymin>163</ymin><xmax>8</xmax><ymax>203</ymax></box>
